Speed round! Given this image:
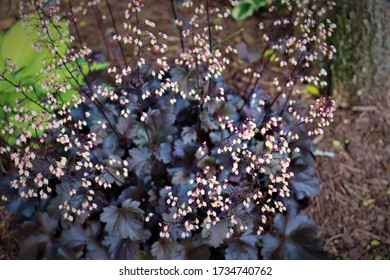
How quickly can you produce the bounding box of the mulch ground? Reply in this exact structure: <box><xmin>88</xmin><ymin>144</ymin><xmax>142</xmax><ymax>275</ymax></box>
<box><xmin>307</xmin><ymin>95</ymin><xmax>390</xmax><ymax>259</ymax></box>
<box><xmin>0</xmin><ymin>0</ymin><xmax>389</xmax><ymax>260</ymax></box>
<box><xmin>0</xmin><ymin>202</ymin><xmax>18</xmax><ymax>259</ymax></box>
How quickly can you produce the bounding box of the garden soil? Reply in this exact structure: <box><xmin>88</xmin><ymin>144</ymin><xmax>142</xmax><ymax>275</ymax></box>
<box><xmin>0</xmin><ymin>0</ymin><xmax>389</xmax><ymax>259</ymax></box>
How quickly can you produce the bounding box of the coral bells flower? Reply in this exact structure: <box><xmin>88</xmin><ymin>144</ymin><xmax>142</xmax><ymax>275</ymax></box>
<box><xmin>288</xmin><ymin>97</ymin><xmax>336</xmax><ymax>136</ymax></box>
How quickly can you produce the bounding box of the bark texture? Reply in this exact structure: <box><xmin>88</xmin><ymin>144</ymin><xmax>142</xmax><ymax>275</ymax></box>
<box><xmin>331</xmin><ymin>0</ymin><xmax>390</xmax><ymax>108</ymax></box>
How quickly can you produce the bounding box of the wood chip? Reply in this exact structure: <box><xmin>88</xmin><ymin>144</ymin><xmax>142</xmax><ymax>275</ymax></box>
<box><xmin>352</xmin><ymin>106</ymin><xmax>378</xmax><ymax>112</ymax></box>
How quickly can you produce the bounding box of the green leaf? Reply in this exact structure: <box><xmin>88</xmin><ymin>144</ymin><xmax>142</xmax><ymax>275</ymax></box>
<box><xmin>305</xmin><ymin>84</ymin><xmax>320</xmax><ymax>96</ymax></box>
<box><xmin>0</xmin><ymin>20</ymin><xmax>41</xmax><ymax>70</ymax></box>
<box><xmin>232</xmin><ymin>0</ymin><xmax>269</xmax><ymax>21</ymax></box>
<box><xmin>232</xmin><ymin>3</ymin><xmax>254</xmax><ymax>21</ymax></box>
<box><xmin>0</xmin><ymin>30</ymin><xmax>4</xmax><ymax>47</ymax></box>
<box><xmin>0</xmin><ymin>19</ymin><xmax>89</xmax><ymax>143</ymax></box>
<box><xmin>370</xmin><ymin>240</ymin><xmax>380</xmax><ymax>246</ymax></box>
<box><xmin>79</xmin><ymin>21</ymin><xmax>87</xmax><ymax>28</ymax></box>
<box><xmin>251</xmin><ymin>0</ymin><xmax>269</xmax><ymax>9</ymax></box>
<box><xmin>264</xmin><ymin>49</ymin><xmax>276</xmax><ymax>62</ymax></box>
<box><xmin>90</xmin><ymin>61</ymin><xmax>109</xmax><ymax>71</ymax></box>
<box><xmin>332</xmin><ymin>139</ymin><xmax>341</xmax><ymax>146</ymax></box>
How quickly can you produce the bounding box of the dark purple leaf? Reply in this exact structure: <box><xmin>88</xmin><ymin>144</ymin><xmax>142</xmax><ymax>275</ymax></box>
<box><xmin>201</xmin><ymin>220</ymin><xmax>229</xmax><ymax>247</ymax></box>
<box><xmin>161</xmin><ymin>210</ymin><xmax>187</xmax><ymax>241</ymax></box>
<box><xmin>90</xmin><ymin>123</ymin><xmax>107</xmax><ymax>145</ymax></box>
<box><xmin>170</xmin><ymin>66</ymin><xmax>197</xmax><ymax>96</ymax></box>
<box><xmin>180</xmin><ymin>237</ymin><xmax>211</xmax><ymax>260</ymax></box>
<box><xmin>129</xmin><ymin>122</ymin><xmax>149</xmax><ymax>146</ymax></box>
<box><xmin>127</xmin><ymin>147</ymin><xmax>152</xmax><ymax>176</ymax></box>
<box><xmin>151</xmin><ymin>239</ymin><xmax>180</xmax><ymax>260</ymax></box>
<box><xmin>47</xmin><ymin>180</ymin><xmax>90</xmax><ymax>224</ymax></box>
<box><xmin>225</xmin><ymin>232</ymin><xmax>259</xmax><ymax>260</ymax></box>
<box><xmin>100</xmin><ymin>199</ymin><xmax>146</xmax><ymax>240</ymax></box>
<box><xmin>103</xmin><ymin>133</ymin><xmax>119</xmax><ymax>156</ymax></box>
<box><xmin>200</xmin><ymin>111</ymin><xmax>219</xmax><ymax>132</ymax></box>
<box><xmin>100</xmin><ymin>156</ymin><xmax>126</xmax><ymax>186</ymax></box>
<box><xmin>289</xmin><ymin>166</ymin><xmax>320</xmax><ymax>199</ymax></box>
<box><xmin>116</xmin><ymin>116</ymin><xmax>135</xmax><ymax>137</ymax></box>
<box><xmin>261</xmin><ymin>212</ymin><xmax>326</xmax><ymax>260</ymax></box>
<box><xmin>17</xmin><ymin>212</ymin><xmax>57</xmax><ymax>259</ymax></box>
<box><xmin>158</xmin><ymin>142</ymin><xmax>172</xmax><ymax>164</ymax></box>
<box><xmin>181</xmin><ymin>126</ymin><xmax>197</xmax><ymax>146</ymax></box>
<box><xmin>61</xmin><ymin>224</ymin><xmax>110</xmax><ymax>259</ymax></box>
<box><xmin>173</xmin><ymin>139</ymin><xmax>185</xmax><ymax>158</ymax></box>
<box><xmin>144</xmin><ymin>108</ymin><xmax>177</xmax><ymax>143</ymax></box>
<box><xmin>102</xmin><ymin>236</ymin><xmax>140</xmax><ymax>260</ymax></box>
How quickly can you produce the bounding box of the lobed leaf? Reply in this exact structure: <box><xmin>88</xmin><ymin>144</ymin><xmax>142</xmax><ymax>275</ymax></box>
<box><xmin>151</xmin><ymin>239</ymin><xmax>180</xmax><ymax>260</ymax></box>
<box><xmin>127</xmin><ymin>147</ymin><xmax>152</xmax><ymax>177</ymax></box>
<box><xmin>100</xmin><ymin>199</ymin><xmax>145</xmax><ymax>240</ymax></box>
<box><xmin>225</xmin><ymin>232</ymin><xmax>259</xmax><ymax>260</ymax></box>
<box><xmin>17</xmin><ymin>212</ymin><xmax>58</xmax><ymax>259</ymax></box>
<box><xmin>103</xmin><ymin>236</ymin><xmax>141</xmax><ymax>260</ymax></box>
<box><xmin>201</xmin><ymin>219</ymin><xmax>229</xmax><ymax>247</ymax></box>
<box><xmin>261</xmin><ymin>212</ymin><xmax>327</xmax><ymax>260</ymax></box>
<box><xmin>61</xmin><ymin>224</ymin><xmax>110</xmax><ymax>260</ymax></box>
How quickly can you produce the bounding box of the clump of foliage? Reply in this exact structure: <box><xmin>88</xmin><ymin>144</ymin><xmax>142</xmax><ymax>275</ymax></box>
<box><xmin>0</xmin><ymin>0</ymin><xmax>336</xmax><ymax>259</ymax></box>
<box><xmin>0</xmin><ymin>17</ymin><xmax>107</xmax><ymax>142</ymax></box>
<box><xmin>232</xmin><ymin>0</ymin><xmax>269</xmax><ymax>21</ymax></box>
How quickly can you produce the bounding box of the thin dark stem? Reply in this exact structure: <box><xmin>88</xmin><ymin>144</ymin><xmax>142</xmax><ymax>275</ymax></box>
<box><xmin>89</xmin><ymin>149</ymin><xmax>126</xmax><ymax>185</ymax></box>
<box><xmin>135</xmin><ymin>10</ymin><xmax>151</xmax><ymax>145</ymax></box>
<box><xmin>0</xmin><ymin>136</ymin><xmax>18</xmax><ymax>151</ymax></box>
<box><xmin>34</xmin><ymin>3</ymin><xmax>122</xmax><ymax>141</ymax></box>
<box><xmin>105</xmin><ymin>0</ymin><xmax>128</xmax><ymax>68</ymax></box>
<box><xmin>261</xmin><ymin>52</ymin><xmax>305</xmax><ymax>126</ymax></box>
<box><xmin>170</xmin><ymin>0</ymin><xmax>185</xmax><ymax>52</ymax></box>
<box><xmin>0</xmin><ymin>75</ymin><xmax>51</xmax><ymax>114</ymax></box>
<box><xmin>214</xmin><ymin>28</ymin><xmax>244</xmax><ymax>47</ymax></box>
<box><xmin>192</xmin><ymin>129</ymin><xmax>237</xmax><ymax>168</ymax></box>
<box><xmin>92</xmin><ymin>5</ymin><xmax>113</xmax><ymax>63</ymax></box>
<box><xmin>34</xmin><ymin>128</ymin><xmax>54</xmax><ymax>166</ymax></box>
<box><xmin>205</xmin><ymin>0</ymin><xmax>212</xmax><ymax>53</ymax></box>
<box><xmin>237</xmin><ymin>47</ymin><xmax>273</xmax><ymax>114</ymax></box>
<box><xmin>190</xmin><ymin>31</ymin><xmax>203</xmax><ymax>129</ymax></box>
<box><xmin>246</xmin><ymin>44</ymin><xmax>271</xmax><ymax>93</ymax></box>
<box><xmin>205</xmin><ymin>0</ymin><xmax>213</xmax><ymax>101</ymax></box>
<box><xmin>67</xmin><ymin>0</ymin><xmax>84</xmax><ymax>48</ymax></box>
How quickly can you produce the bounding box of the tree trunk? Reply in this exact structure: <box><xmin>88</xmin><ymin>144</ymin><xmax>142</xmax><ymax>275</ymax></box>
<box><xmin>331</xmin><ymin>0</ymin><xmax>390</xmax><ymax>108</ymax></box>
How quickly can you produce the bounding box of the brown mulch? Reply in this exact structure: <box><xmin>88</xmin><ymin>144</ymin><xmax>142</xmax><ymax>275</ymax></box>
<box><xmin>0</xmin><ymin>203</ymin><xmax>18</xmax><ymax>259</ymax></box>
<box><xmin>0</xmin><ymin>0</ymin><xmax>389</xmax><ymax>260</ymax></box>
<box><xmin>307</xmin><ymin>94</ymin><xmax>390</xmax><ymax>259</ymax></box>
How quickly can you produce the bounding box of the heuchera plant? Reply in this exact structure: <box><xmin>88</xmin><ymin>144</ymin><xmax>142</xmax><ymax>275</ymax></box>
<box><xmin>0</xmin><ymin>0</ymin><xmax>336</xmax><ymax>259</ymax></box>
